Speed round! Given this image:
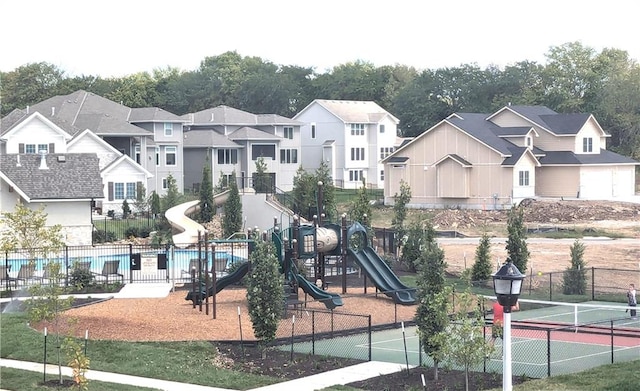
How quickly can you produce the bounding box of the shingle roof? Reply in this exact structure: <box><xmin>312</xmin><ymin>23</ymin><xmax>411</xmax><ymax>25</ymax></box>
<box><xmin>506</xmin><ymin>106</ymin><xmax>592</xmax><ymax>135</ymax></box>
<box><xmin>183</xmin><ymin>130</ymin><xmax>243</xmax><ymax>148</ymax></box>
<box><xmin>129</xmin><ymin>107</ymin><xmax>185</xmax><ymax>123</ymax></box>
<box><xmin>228</xmin><ymin>127</ymin><xmax>282</xmax><ymax>141</ymax></box>
<box><xmin>0</xmin><ymin>153</ymin><xmax>103</xmax><ymax>200</ymax></box>
<box><xmin>447</xmin><ymin>113</ymin><xmax>515</xmax><ymax>155</ymax></box>
<box><xmin>539</xmin><ymin>149</ymin><xmax>638</xmax><ymax>165</ymax></box>
<box><xmin>183</xmin><ymin>106</ymin><xmax>302</xmax><ymax>126</ymax></box>
<box><xmin>312</xmin><ymin>100</ymin><xmax>399</xmax><ymax>123</ymax></box>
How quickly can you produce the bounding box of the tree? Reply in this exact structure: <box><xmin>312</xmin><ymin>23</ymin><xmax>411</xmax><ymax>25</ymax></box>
<box><xmin>222</xmin><ymin>171</ymin><xmax>243</xmax><ymax>238</ymax></box>
<box><xmin>471</xmin><ymin>230</ymin><xmax>493</xmax><ymax>284</ymax></box>
<box><xmin>391</xmin><ymin>180</ymin><xmax>412</xmax><ymax>244</ymax></box>
<box><xmin>214</xmin><ymin>171</ymin><xmax>229</xmax><ymax>194</ymax></box>
<box><xmin>121</xmin><ymin>199</ymin><xmax>131</xmax><ymax>219</ymax></box>
<box><xmin>438</xmin><ymin>290</ymin><xmax>493</xmax><ymax>391</ymax></box>
<box><xmin>415</xmin><ymin>221</ymin><xmax>448</xmax><ymax>380</ymax></box>
<box><xmin>253</xmin><ymin>157</ymin><xmax>270</xmax><ymax>194</ymax></box>
<box><xmin>399</xmin><ymin>221</ymin><xmax>436</xmax><ymax>273</ymax></box>
<box><xmin>349</xmin><ymin>177</ymin><xmax>372</xmax><ymax>227</ymax></box>
<box><xmin>199</xmin><ymin>158</ymin><xmax>214</xmax><ymax>223</ymax></box>
<box><xmin>161</xmin><ymin>174</ymin><xmax>182</xmax><ymax>214</ymax></box>
<box><xmin>315</xmin><ymin>161</ymin><xmax>336</xmax><ymax>221</ymax></box>
<box><xmin>149</xmin><ymin>191</ymin><xmax>161</xmax><ymax>218</ymax></box>
<box><xmin>246</xmin><ymin>238</ymin><xmax>284</xmax><ymax>358</ymax></box>
<box><xmin>291</xmin><ymin>166</ymin><xmax>316</xmax><ymax>220</ymax></box>
<box><xmin>133</xmin><ymin>183</ymin><xmax>148</xmax><ymax>215</ymax></box>
<box><xmin>505</xmin><ymin>204</ymin><xmax>529</xmax><ymax>272</ymax></box>
<box><xmin>0</xmin><ymin>62</ymin><xmax>66</xmax><ymax>114</ymax></box>
<box><xmin>562</xmin><ymin>239</ymin><xmax>587</xmax><ymax>295</ymax></box>
<box><xmin>0</xmin><ymin>203</ymin><xmax>64</xmax><ymax>264</ymax></box>
<box><xmin>27</xmin><ymin>263</ymin><xmax>89</xmax><ymax>388</ymax></box>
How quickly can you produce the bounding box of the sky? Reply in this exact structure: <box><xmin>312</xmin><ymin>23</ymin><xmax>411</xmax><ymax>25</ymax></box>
<box><xmin>2</xmin><ymin>0</ymin><xmax>639</xmax><ymax>78</ymax></box>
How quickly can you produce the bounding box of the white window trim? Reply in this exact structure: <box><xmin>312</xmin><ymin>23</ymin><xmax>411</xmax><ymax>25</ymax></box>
<box><xmin>165</xmin><ymin>146</ymin><xmax>177</xmax><ymax>166</ymax></box>
<box><xmin>164</xmin><ymin>123</ymin><xmax>173</xmax><ymax>137</ymax></box>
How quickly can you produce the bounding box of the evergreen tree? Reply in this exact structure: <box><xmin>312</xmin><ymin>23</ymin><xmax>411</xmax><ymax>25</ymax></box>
<box><xmin>133</xmin><ymin>182</ymin><xmax>148</xmax><ymax>215</ymax></box>
<box><xmin>415</xmin><ymin>223</ymin><xmax>448</xmax><ymax>381</ymax></box>
<box><xmin>199</xmin><ymin>158</ymin><xmax>214</xmax><ymax>223</ymax></box>
<box><xmin>253</xmin><ymin>156</ymin><xmax>270</xmax><ymax>193</ymax></box>
<box><xmin>315</xmin><ymin>161</ymin><xmax>336</xmax><ymax>221</ymax></box>
<box><xmin>149</xmin><ymin>191</ymin><xmax>161</xmax><ymax>218</ymax></box>
<box><xmin>247</xmin><ymin>238</ymin><xmax>284</xmax><ymax>358</ymax></box>
<box><xmin>562</xmin><ymin>239</ymin><xmax>587</xmax><ymax>295</ymax></box>
<box><xmin>291</xmin><ymin>166</ymin><xmax>316</xmax><ymax>220</ymax></box>
<box><xmin>350</xmin><ymin>177</ymin><xmax>372</xmax><ymax>227</ymax></box>
<box><xmin>391</xmin><ymin>180</ymin><xmax>412</xmax><ymax>243</ymax></box>
<box><xmin>121</xmin><ymin>199</ymin><xmax>131</xmax><ymax>218</ymax></box>
<box><xmin>505</xmin><ymin>204</ymin><xmax>530</xmax><ymax>272</ymax></box>
<box><xmin>223</xmin><ymin>171</ymin><xmax>243</xmax><ymax>238</ymax></box>
<box><xmin>161</xmin><ymin>174</ymin><xmax>182</xmax><ymax>214</ymax></box>
<box><xmin>471</xmin><ymin>230</ymin><xmax>493</xmax><ymax>284</ymax></box>
<box><xmin>214</xmin><ymin>171</ymin><xmax>228</xmax><ymax>194</ymax></box>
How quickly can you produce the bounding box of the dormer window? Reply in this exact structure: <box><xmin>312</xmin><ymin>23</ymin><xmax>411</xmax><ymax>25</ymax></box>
<box><xmin>583</xmin><ymin>137</ymin><xmax>593</xmax><ymax>153</ymax></box>
<box><xmin>526</xmin><ymin>136</ymin><xmax>532</xmax><ymax>148</ymax></box>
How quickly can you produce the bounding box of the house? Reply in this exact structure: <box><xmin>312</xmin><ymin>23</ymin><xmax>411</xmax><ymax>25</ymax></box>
<box><xmin>383</xmin><ymin>105</ymin><xmax>638</xmax><ymax>209</ymax></box>
<box><xmin>1</xmin><ymin>90</ymin><xmax>186</xmax><ymax>198</ymax></box>
<box><xmin>293</xmin><ymin>99</ymin><xmax>401</xmax><ymax>189</ymax></box>
<box><xmin>0</xmin><ymin>152</ymin><xmax>103</xmax><ymax>246</ymax></box>
<box><xmin>181</xmin><ymin>105</ymin><xmax>304</xmax><ymax>192</ymax></box>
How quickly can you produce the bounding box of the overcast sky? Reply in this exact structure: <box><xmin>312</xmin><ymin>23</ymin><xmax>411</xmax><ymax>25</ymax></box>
<box><xmin>2</xmin><ymin>0</ymin><xmax>639</xmax><ymax>78</ymax></box>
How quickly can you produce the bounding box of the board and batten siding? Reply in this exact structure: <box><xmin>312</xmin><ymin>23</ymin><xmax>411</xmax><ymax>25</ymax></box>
<box><xmin>535</xmin><ymin>166</ymin><xmax>580</xmax><ymax>197</ymax></box>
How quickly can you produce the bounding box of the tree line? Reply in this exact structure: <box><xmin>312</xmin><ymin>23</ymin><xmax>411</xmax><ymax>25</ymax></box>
<box><xmin>3</xmin><ymin>41</ymin><xmax>640</xmax><ymax>158</ymax></box>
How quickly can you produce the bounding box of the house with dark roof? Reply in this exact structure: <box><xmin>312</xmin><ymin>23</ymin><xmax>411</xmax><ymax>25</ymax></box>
<box><xmin>181</xmin><ymin>105</ymin><xmax>304</xmax><ymax>192</ymax></box>
<box><xmin>0</xmin><ymin>153</ymin><xmax>103</xmax><ymax>245</ymax></box>
<box><xmin>293</xmin><ymin>99</ymin><xmax>404</xmax><ymax>189</ymax></box>
<box><xmin>383</xmin><ymin>105</ymin><xmax>638</xmax><ymax>209</ymax></box>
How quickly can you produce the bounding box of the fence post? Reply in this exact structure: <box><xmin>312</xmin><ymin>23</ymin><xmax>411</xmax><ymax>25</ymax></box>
<box><xmin>547</xmin><ymin>329</ymin><xmax>551</xmax><ymax>377</ymax></box>
<box><xmin>549</xmin><ymin>272</ymin><xmax>553</xmax><ymax>301</ymax></box>
<box><xmin>129</xmin><ymin>243</ymin><xmax>133</xmax><ymax>283</ymax></box>
<box><xmin>610</xmin><ymin>320</ymin><xmax>614</xmax><ymax>363</ymax></box>
<box><xmin>591</xmin><ymin>267</ymin><xmax>595</xmax><ymax>301</ymax></box>
<box><xmin>64</xmin><ymin>246</ymin><xmax>69</xmax><ymax>288</ymax></box>
<box><xmin>368</xmin><ymin>315</ymin><xmax>372</xmax><ymax>361</ymax></box>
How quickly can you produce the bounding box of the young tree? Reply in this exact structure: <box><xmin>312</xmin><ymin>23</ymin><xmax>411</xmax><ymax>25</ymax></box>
<box><xmin>253</xmin><ymin>156</ymin><xmax>270</xmax><ymax>193</ymax></box>
<box><xmin>27</xmin><ymin>263</ymin><xmax>89</xmax><ymax>387</ymax></box>
<box><xmin>214</xmin><ymin>171</ymin><xmax>228</xmax><ymax>194</ymax></box>
<box><xmin>563</xmin><ymin>239</ymin><xmax>587</xmax><ymax>295</ymax></box>
<box><xmin>505</xmin><ymin>204</ymin><xmax>530</xmax><ymax>272</ymax></box>
<box><xmin>161</xmin><ymin>174</ymin><xmax>182</xmax><ymax>213</ymax></box>
<box><xmin>315</xmin><ymin>161</ymin><xmax>336</xmax><ymax>221</ymax></box>
<box><xmin>415</xmin><ymin>221</ymin><xmax>448</xmax><ymax>380</ymax></box>
<box><xmin>133</xmin><ymin>182</ymin><xmax>147</xmax><ymax>215</ymax></box>
<box><xmin>199</xmin><ymin>158</ymin><xmax>215</xmax><ymax>223</ymax></box>
<box><xmin>0</xmin><ymin>203</ymin><xmax>64</xmax><ymax>265</ymax></box>
<box><xmin>391</xmin><ymin>180</ymin><xmax>412</xmax><ymax>244</ymax></box>
<box><xmin>149</xmin><ymin>191</ymin><xmax>161</xmax><ymax>218</ymax></box>
<box><xmin>222</xmin><ymin>171</ymin><xmax>243</xmax><ymax>238</ymax></box>
<box><xmin>350</xmin><ymin>177</ymin><xmax>372</xmax><ymax>227</ymax></box>
<box><xmin>471</xmin><ymin>230</ymin><xmax>493</xmax><ymax>284</ymax></box>
<box><xmin>246</xmin><ymin>238</ymin><xmax>284</xmax><ymax>358</ymax></box>
<box><xmin>291</xmin><ymin>166</ymin><xmax>316</xmax><ymax>220</ymax></box>
<box><xmin>437</xmin><ymin>290</ymin><xmax>493</xmax><ymax>391</ymax></box>
<box><xmin>121</xmin><ymin>199</ymin><xmax>131</xmax><ymax>219</ymax></box>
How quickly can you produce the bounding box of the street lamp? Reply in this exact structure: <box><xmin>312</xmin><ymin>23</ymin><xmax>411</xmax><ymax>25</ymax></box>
<box><xmin>492</xmin><ymin>261</ymin><xmax>525</xmax><ymax>391</ymax></box>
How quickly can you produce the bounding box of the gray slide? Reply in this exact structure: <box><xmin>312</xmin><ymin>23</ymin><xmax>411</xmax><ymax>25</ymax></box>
<box><xmin>348</xmin><ymin>246</ymin><xmax>416</xmax><ymax>305</ymax></box>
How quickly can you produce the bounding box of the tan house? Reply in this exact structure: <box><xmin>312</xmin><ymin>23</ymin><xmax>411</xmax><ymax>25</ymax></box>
<box><xmin>383</xmin><ymin>105</ymin><xmax>638</xmax><ymax>209</ymax></box>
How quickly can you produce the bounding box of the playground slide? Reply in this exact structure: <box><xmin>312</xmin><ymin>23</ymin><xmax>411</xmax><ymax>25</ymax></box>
<box><xmin>295</xmin><ymin>274</ymin><xmax>343</xmax><ymax>310</ymax></box>
<box><xmin>348</xmin><ymin>246</ymin><xmax>417</xmax><ymax>305</ymax></box>
<box><xmin>165</xmin><ymin>190</ymin><xmax>230</xmax><ymax>247</ymax></box>
<box><xmin>185</xmin><ymin>261</ymin><xmax>250</xmax><ymax>302</ymax></box>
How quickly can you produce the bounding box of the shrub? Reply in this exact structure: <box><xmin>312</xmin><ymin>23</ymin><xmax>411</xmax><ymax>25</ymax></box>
<box><xmin>70</xmin><ymin>267</ymin><xmax>94</xmax><ymax>291</ymax></box>
<box><xmin>124</xmin><ymin>227</ymin><xmax>140</xmax><ymax>238</ymax></box>
<box><xmin>93</xmin><ymin>230</ymin><xmax>116</xmax><ymax>244</ymax></box>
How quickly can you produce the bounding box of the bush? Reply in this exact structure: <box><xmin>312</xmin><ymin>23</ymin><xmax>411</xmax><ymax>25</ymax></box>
<box><xmin>124</xmin><ymin>227</ymin><xmax>140</xmax><ymax>238</ymax></box>
<box><xmin>93</xmin><ymin>230</ymin><xmax>116</xmax><ymax>244</ymax></box>
<box><xmin>139</xmin><ymin>227</ymin><xmax>152</xmax><ymax>238</ymax></box>
<box><xmin>70</xmin><ymin>267</ymin><xmax>94</xmax><ymax>291</ymax></box>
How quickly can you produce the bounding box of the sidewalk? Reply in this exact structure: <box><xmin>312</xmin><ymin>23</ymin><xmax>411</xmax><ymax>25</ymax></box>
<box><xmin>0</xmin><ymin>358</ymin><xmax>408</xmax><ymax>391</ymax></box>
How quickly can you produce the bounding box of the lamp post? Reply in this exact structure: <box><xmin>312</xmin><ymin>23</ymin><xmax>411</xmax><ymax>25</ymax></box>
<box><xmin>492</xmin><ymin>261</ymin><xmax>525</xmax><ymax>391</ymax></box>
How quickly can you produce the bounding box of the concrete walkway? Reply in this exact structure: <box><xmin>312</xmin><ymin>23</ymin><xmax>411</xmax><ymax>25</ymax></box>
<box><xmin>0</xmin><ymin>358</ymin><xmax>407</xmax><ymax>391</ymax></box>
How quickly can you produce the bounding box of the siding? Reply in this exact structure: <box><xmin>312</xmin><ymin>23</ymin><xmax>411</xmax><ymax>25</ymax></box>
<box><xmin>535</xmin><ymin>166</ymin><xmax>579</xmax><ymax>197</ymax></box>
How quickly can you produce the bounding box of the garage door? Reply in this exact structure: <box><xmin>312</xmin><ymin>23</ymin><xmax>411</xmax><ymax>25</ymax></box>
<box><xmin>580</xmin><ymin>168</ymin><xmax>612</xmax><ymax>199</ymax></box>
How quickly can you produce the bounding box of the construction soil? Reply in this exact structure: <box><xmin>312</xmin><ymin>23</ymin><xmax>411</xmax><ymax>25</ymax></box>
<box><xmin>43</xmin><ymin>199</ymin><xmax>640</xmax><ymax>342</ymax></box>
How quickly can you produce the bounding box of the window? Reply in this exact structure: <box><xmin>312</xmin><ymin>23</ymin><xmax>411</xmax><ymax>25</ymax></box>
<box><xmin>126</xmin><ymin>183</ymin><xmax>136</xmax><ymax>199</ymax></box>
<box><xmin>349</xmin><ymin>170</ymin><xmax>364</xmax><ymax>182</ymax></box>
<box><xmin>162</xmin><ymin>178</ymin><xmax>168</xmax><ymax>190</ymax></box>
<box><xmin>217</xmin><ymin>149</ymin><xmax>238</xmax><ymax>164</ymax></box>
<box><xmin>350</xmin><ymin>123</ymin><xmax>365</xmax><ymax>135</ymax></box>
<box><xmin>252</xmin><ymin>144</ymin><xmax>276</xmax><ymax>160</ymax></box>
<box><xmin>380</xmin><ymin>170</ymin><xmax>384</xmax><ymax>181</ymax></box>
<box><xmin>518</xmin><ymin>171</ymin><xmax>529</xmax><ymax>186</ymax></box>
<box><xmin>164</xmin><ymin>123</ymin><xmax>173</xmax><ymax>136</ymax></box>
<box><xmin>311</xmin><ymin>123</ymin><xmax>316</xmax><ymax>139</ymax></box>
<box><xmin>135</xmin><ymin>144</ymin><xmax>141</xmax><ymax>164</ymax></box>
<box><xmin>25</xmin><ymin>144</ymin><xmax>36</xmax><ymax>154</ymax></box>
<box><xmin>280</xmin><ymin>149</ymin><xmax>298</xmax><ymax>164</ymax></box>
<box><xmin>379</xmin><ymin>124</ymin><xmax>385</xmax><ymax>133</ymax></box>
<box><xmin>38</xmin><ymin>144</ymin><xmax>48</xmax><ymax>153</ymax></box>
<box><xmin>526</xmin><ymin>137</ymin><xmax>532</xmax><ymax>148</ymax></box>
<box><xmin>283</xmin><ymin>126</ymin><xmax>294</xmax><ymax>139</ymax></box>
<box><xmin>165</xmin><ymin>146</ymin><xmax>176</xmax><ymax>166</ymax></box>
<box><xmin>583</xmin><ymin>137</ymin><xmax>593</xmax><ymax>152</ymax></box>
<box><xmin>114</xmin><ymin>183</ymin><xmax>125</xmax><ymax>200</ymax></box>
<box><xmin>380</xmin><ymin>147</ymin><xmax>394</xmax><ymax>159</ymax></box>
<box><xmin>350</xmin><ymin>147</ymin><xmax>365</xmax><ymax>161</ymax></box>
<box><xmin>155</xmin><ymin>147</ymin><xmax>160</xmax><ymax>166</ymax></box>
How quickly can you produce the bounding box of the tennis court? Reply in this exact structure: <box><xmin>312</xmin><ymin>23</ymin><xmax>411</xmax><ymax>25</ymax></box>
<box><xmin>279</xmin><ymin>299</ymin><xmax>640</xmax><ymax>378</ymax></box>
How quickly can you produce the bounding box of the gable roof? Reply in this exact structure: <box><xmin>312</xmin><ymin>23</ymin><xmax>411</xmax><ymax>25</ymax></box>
<box><xmin>129</xmin><ymin>107</ymin><xmax>186</xmax><ymax>123</ymax></box>
<box><xmin>228</xmin><ymin>127</ymin><xmax>282</xmax><ymax>141</ymax></box>
<box><xmin>0</xmin><ymin>112</ymin><xmax>73</xmax><ymax>141</ymax></box>
<box><xmin>183</xmin><ymin>129</ymin><xmax>243</xmax><ymax>148</ymax></box>
<box><xmin>101</xmin><ymin>154</ymin><xmax>154</xmax><ymax>178</ymax></box>
<box><xmin>0</xmin><ymin>153</ymin><xmax>103</xmax><ymax>201</ymax></box>
<box><xmin>295</xmin><ymin>99</ymin><xmax>400</xmax><ymax>124</ymax></box>
<box><xmin>183</xmin><ymin>105</ymin><xmax>302</xmax><ymax>126</ymax></box>
<box><xmin>538</xmin><ymin>149</ymin><xmax>638</xmax><ymax>165</ymax></box>
<box><xmin>487</xmin><ymin>105</ymin><xmax>603</xmax><ymax>136</ymax></box>
<box><xmin>67</xmin><ymin>128</ymin><xmax>123</xmax><ymax>155</ymax></box>
<box><xmin>5</xmin><ymin>90</ymin><xmax>154</xmax><ymax>137</ymax></box>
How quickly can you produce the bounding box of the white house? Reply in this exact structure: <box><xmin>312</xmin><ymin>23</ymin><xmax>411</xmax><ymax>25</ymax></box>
<box><xmin>294</xmin><ymin>99</ymin><xmax>401</xmax><ymax>189</ymax></box>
